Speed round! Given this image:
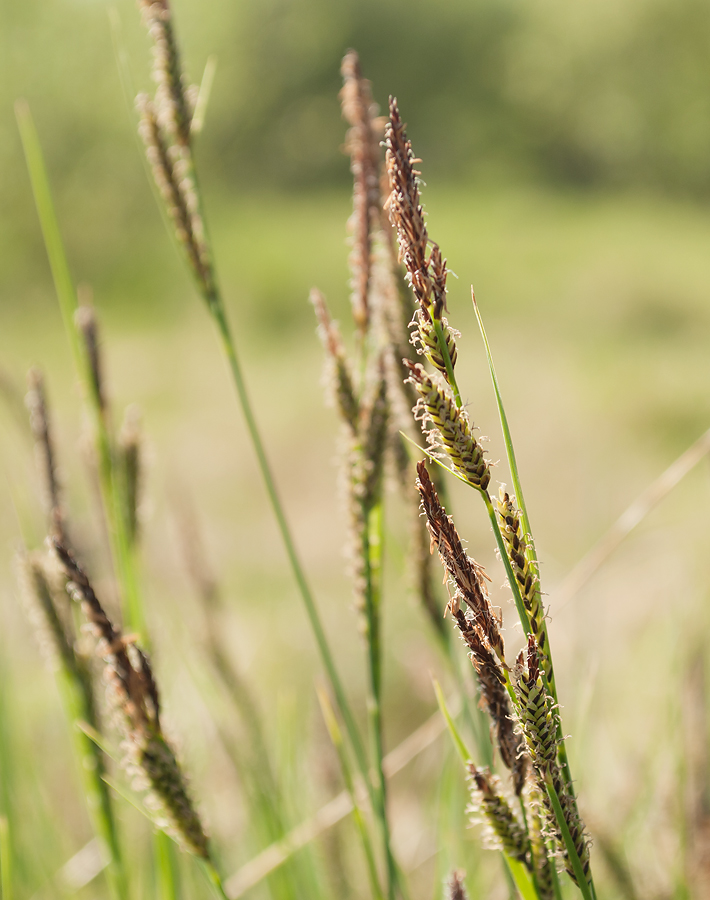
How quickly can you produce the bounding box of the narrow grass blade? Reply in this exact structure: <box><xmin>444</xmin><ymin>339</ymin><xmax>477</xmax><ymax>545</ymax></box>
<box><xmin>191</xmin><ymin>56</ymin><xmax>217</xmax><ymax>136</ymax></box>
<box><xmin>155</xmin><ymin>831</ymin><xmax>179</xmax><ymax>900</ymax></box>
<box><xmin>15</xmin><ymin>102</ymin><xmax>82</xmax><ymax>373</ymax></box>
<box><xmin>0</xmin><ymin>816</ymin><xmax>12</xmax><ymax>900</ymax></box>
<box><xmin>16</xmin><ymin>102</ymin><xmax>146</xmax><ymax>636</ymax></box>
<box><xmin>432</xmin><ymin>679</ymin><xmax>470</xmax><ymax>765</ymax></box>
<box><xmin>225</xmin><ymin>706</ymin><xmax>449</xmax><ymax>896</ymax></box>
<box><xmin>317</xmin><ymin>687</ymin><xmax>385</xmax><ymax>900</ymax></box>
<box><xmin>472</xmin><ymin>290</ymin><xmax>537</xmax><ymax>566</ymax></box>
<box><xmin>545</xmin><ymin>782</ymin><xmax>594</xmax><ymax>900</ymax></box>
<box><xmin>505</xmin><ymin>857</ymin><xmax>538</xmax><ymax>900</ymax></box>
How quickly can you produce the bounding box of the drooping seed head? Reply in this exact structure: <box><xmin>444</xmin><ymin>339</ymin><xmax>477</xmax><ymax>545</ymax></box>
<box><xmin>52</xmin><ymin>539</ymin><xmax>210</xmax><ymax>858</ymax></box>
<box><xmin>416</xmin><ymin>461</ymin><xmax>502</xmax><ymax>656</ymax></box>
<box><xmin>453</xmin><ymin>608</ymin><xmax>528</xmax><ymax>793</ymax></box>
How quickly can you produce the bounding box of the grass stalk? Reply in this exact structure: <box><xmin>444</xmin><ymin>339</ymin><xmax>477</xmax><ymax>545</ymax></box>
<box><xmin>0</xmin><ymin>817</ymin><xmax>11</xmax><ymax>900</ymax></box>
<box><xmin>207</xmin><ymin>299</ymin><xmax>372</xmax><ymax>793</ymax></box>
<box><xmin>360</xmin><ymin>499</ymin><xmax>396</xmax><ymax>900</ymax></box>
<box><xmin>317</xmin><ymin>688</ymin><xmax>386</xmax><ymax>900</ymax></box>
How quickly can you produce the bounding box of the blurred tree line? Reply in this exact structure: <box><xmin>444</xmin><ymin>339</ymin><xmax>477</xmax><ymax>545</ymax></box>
<box><xmin>1</xmin><ymin>0</ymin><xmax>710</xmax><ymax>313</ymax></box>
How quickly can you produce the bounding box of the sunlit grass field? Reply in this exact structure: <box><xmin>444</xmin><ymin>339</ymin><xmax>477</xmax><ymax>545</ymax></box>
<box><xmin>2</xmin><ymin>171</ymin><xmax>710</xmax><ymax>898</ymax></box>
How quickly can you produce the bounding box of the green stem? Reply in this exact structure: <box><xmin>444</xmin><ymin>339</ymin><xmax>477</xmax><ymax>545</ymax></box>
<box><xmin>202</xmin><ymin>859</ymin><xmax>231</xmax><ymax>900</ymax></box>
<box><xmin>431</xmin><ymin>316</ymin><xmax>462</xmax><ymax>408</ymax></box>
<box><xmin>545</xmin><ymin>780</ymin><xmax>595</xmax><ymax>900</ymax></box>
<box><xmin>0</xmin><ymin>816</ymin><xmax>12</xmax><ymax>900</ymax></box>
<box><xmin>362</xmin><ymin>501</ymin><xmax>396</xmax><ymax>900</ymax></box>
<box><xmin>62</xmin><ymin>672</ymin><xmax>126</xmax><ymax>900</ymax></box>
<box><xmin>318</xmin><ymin>687</ymin><xmax>386</xmax><ymax>900</ymax></box>
<box><xmin>207</xmin><ymin>297</ymin><xmax>372</xmax><ymax>799</ymax></box>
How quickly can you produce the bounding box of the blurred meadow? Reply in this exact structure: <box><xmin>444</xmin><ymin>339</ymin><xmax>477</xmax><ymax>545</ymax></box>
<box><xmin>2</xmin><ymin>1</ymin><xmax>710</xmax><ymax>898</ymax></box>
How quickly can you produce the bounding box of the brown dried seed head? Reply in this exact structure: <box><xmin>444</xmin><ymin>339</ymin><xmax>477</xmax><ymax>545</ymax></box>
<box><xmin>416</xmin><ymin>461</ymin><xmax>502</xmax><ymax>656</ymax></box>
<box><xmin>453</xmin><ymin>608</ymin><xmax>528</xmax><ymax>793</ymax></box>
<box><xmin>310</xmin><ymin>289</ymin><xmax>359</xmax><ymax>432</ymax></box>
<box><xmin>445</xmin><ymin>870</ymin><xmax>469</xmax><ymax>900</ymax></box>
<box><xmin>25</xmin><ymin>369</ymin><xmax>64</xmax><ymax>539</ymax></box>
<box><xmin>52</xmin><ymin>539</ymin><xmax>210</xmax><ymax>858</ymax></box>
<box><xmin>139</xmin><ymin>0</ymin><xmax>192</xmax><ymax>148</ymax></box>
<box><xmin>407</xmin><ymin>362</ymin><xmax>491</xmax><ymax>491</ymax></box>
<box><xmin>340</xmin><ymin>50</ymin><xmax>383</xmax><ymax>333</ymax></box>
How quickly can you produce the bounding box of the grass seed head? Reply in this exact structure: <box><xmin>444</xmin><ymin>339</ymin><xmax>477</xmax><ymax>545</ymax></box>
<box><xmin>415</xmin><ymin>461</ymin><xmax>501</xmax><ymax>654</ymax></box>
<box><xmin>340</xmin><ymin>49</ymin><xmax>384</xmax><ymax>333</ymax></box>
<box><xmin>138</xmin><ymin>0</ymin><xmax>193</xmax><ymax>148</ymax></box>
<box><xmin>52</xmin><ymin>539</ymin><xmax>210</xmax><ymax>859</ymax></box>
<box><xmin>407</xmin><ymin>364</ymin><xmax>491</xmax><ymax>492</ymax></box>
<box><xmin>514</xmin><ymin>635</ymin><xmax>591</xmax><ymax>884</ymax></box>
<box><xmin>385</xmin><ymin>98</ymin><xmax>446</xmax><ymax>320</ymax></box>
<box><xmin>310</xmin><ymin>288</ymin><xmax>359</xmax><ymax>433</ymax></box>
<box><xmin>25</xmin><ymin>368</ymin><xmax>64</xmax><ymax>539</ymax></box>
<box><xmin>467</xmin><ymin>763</ymin><xmax>529</xmax><ymax>861</ymax></box>
<box><xmin>444</xmin><ymin>870</ymin><xmax>469</xmax><ymax>900</ymax></box>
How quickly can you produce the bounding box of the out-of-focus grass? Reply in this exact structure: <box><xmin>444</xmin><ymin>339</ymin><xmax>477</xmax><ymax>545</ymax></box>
<box><xmin>1</xmin><ymin>183</ymin><xmax>710</xmax><ymax>897</ymax></box>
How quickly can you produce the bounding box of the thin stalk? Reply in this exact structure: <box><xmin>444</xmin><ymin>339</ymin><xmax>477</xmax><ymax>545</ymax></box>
<box><xmin>362</xmin><ymin>500</ymin><xmax>395</xmax><ymax>900</ymax></box>
<box><xmin>64</xmin><ymin>680</ymin><xmax>126</xmax><ymax>900</ymax></box>
<box><xmin>155</xmin><ymin>831</ymin><xmax>179</xmax><ymax>900</ymax></box>
<box><xmin>472</xmin><ymin>293</ymin><xmax>537</xmax><ymax>567</ymax></box>
<box><xmin>544</xmin><ymin>782</ymin><xmax>595</xmax><ymax>900</ymax></box>
<box><xmin>0</xmin><ymin>817</ymin><xmax>11</xmax><ymax>900</ymax></box>
<box><xmin>317</xmin><ymin>688</ymin><xmax>386</xmax><ymax>900</ymax></box>
<box><xmin>201</xmin><ymin>860</ymin><xmax>231</xmax><ymax>900</ymax></box>
<box><xmin>430</xmin><ymin>316</ymin><xmax>461</xmax><ymax>408</ymax></box>
<box><xmin>207</xmin><ymin>298</ymin><xmax>372</xmax><ymax>796</ymax></box>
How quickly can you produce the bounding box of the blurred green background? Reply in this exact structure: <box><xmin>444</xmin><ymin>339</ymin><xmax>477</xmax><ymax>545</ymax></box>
<box><xmin>2</xmin><ymin>0</ymin><xmax>710</xmax><ymax>898</ymax></box>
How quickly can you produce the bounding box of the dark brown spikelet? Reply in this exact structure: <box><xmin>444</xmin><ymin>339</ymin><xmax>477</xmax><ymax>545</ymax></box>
<box><xmin>52</xmin><ymin>539</ymin><xmax>209</xmax><ymax>859</ymax></box>
<box><xmin>25</xmin><ymin>369</ymin><xmax>64</xmax><ymax>539</ymax></box>
<box><xmin>467</xmin><ymin>763</ymin><xmax>528</xmax><ymax>862</ymax></box>
<box><xmin>19</xmin><ymin>552</ymin><xmax>76</xmax><ymax>678</ymax></box>
<box><xmin>415</xmin><ymin>461</ymin><xmax>501</xmax><ymax>656</ymax></box>
<box><xmin>340</xmin><ymin>50</ymin><xmax>383</xmax><ymax>334</ymax></box>
<box><xmin>453</xmin><ymin>608</ymin><xmax>527</xmax><ymax>794</ymax></box>
<box><xmin>310</xmin><ymin>289</ymin><xmax>359</xmax><ymax>433</ymax></box>
<box><xmin>444</xmin><ymin>869</ymin><xmax>469</xmax><ymax>900</ymax></box>
<box><xmin>515</xmin><ymin>636</ymin><xmax>590</xmax><ymax>885</ymax></box>
<box><xmin>384</xmin><ymin>98</ymin><xmax>446</xmax><ymax>320</ymax></box>
<box><xmin>75</xmin><ymin>305</ymin><xmax>106</xmax><ymax>417</ymax></box>
<box><xmin>119</xmin><ymin>405</ymin><xmax>142</xmax><ymax>546</ymax></box>
<box><xmin>407</xmin><ymin>363</ymin><xmax>491</xmax><ymax>492</ymax></box>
